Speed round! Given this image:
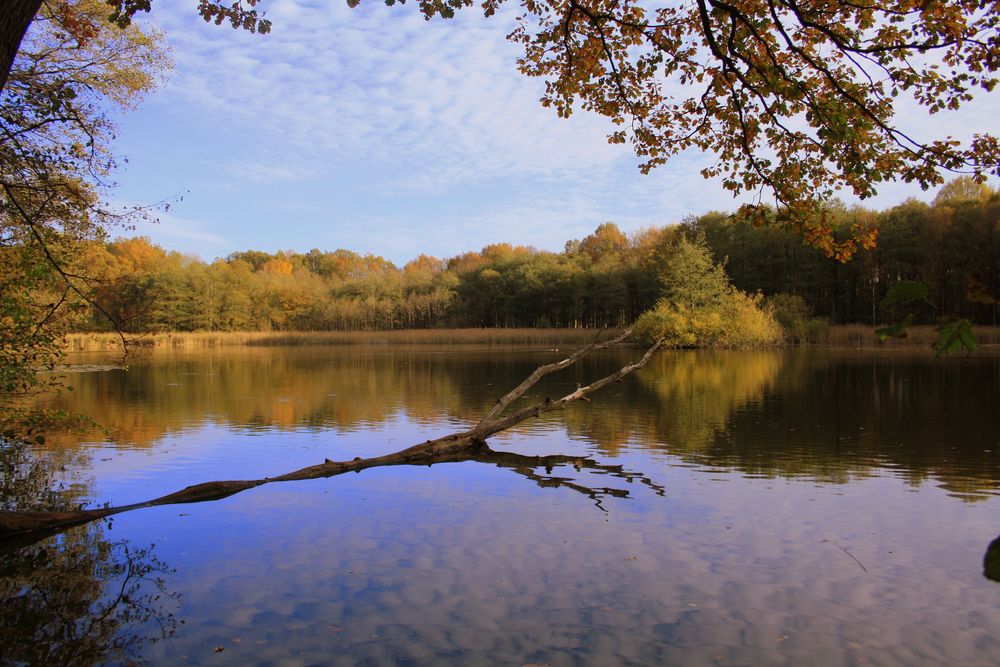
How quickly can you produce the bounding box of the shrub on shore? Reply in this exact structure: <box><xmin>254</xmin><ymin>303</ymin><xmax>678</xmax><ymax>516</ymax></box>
<box><xmin>634</xmin><ymin>236</ymin><xmax>781</xmax><ymax>348</ymax></box>
<box><xmin>766</xmin><ymin>293</ymin><xmax>830</xmax><ymax>342</ymax></box>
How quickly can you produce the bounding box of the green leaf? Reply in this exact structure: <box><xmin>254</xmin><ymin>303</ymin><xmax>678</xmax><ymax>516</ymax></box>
<box><xmin>880</xmin><ymin>281</ymin><xmax>930</xmax><ymax>310</ymax></box>
<box><xmin>959</xmin><ymin>324</ymin><xmax>978</xmax><ymax>351</ymax></box>
<box><xmin>933</xmin><ymin>319</ymin><xmax>977</xmax><ymax>358</ymax></box>
<box><xmin>875</xmin><ymin>313</ymin><xmax>915</xmax><ymax>341</ymax></box>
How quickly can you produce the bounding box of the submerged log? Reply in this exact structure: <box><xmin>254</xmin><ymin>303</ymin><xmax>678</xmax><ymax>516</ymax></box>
<box><xmin>0</xmin><ymin>331</ymin><xmax>661</xmax><ymax>545</ymax></box>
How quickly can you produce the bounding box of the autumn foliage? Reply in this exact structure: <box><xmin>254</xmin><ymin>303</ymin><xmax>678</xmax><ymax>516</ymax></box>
<box><xmin>356</xmin><ymin>0</ymin><xmax>1000</xmax><ymax>259</ymax></box>
<box><xmin>50</xmin><ymin>186</ymin><xmax>998</xmax><ymax>338</ymax></box>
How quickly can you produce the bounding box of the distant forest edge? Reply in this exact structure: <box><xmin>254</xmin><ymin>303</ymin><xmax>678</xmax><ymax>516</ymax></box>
<box><xmin>74</xmin><ymin>187</ymin><xmax>998</xmax><ymax>336</ymax></box>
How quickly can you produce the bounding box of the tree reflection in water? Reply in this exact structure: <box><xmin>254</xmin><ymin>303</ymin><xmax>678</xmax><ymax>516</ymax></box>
<box><xmin>0</xmin><ymin>440</ymin><xmax>179</xmax><ymax>666</ymax></box>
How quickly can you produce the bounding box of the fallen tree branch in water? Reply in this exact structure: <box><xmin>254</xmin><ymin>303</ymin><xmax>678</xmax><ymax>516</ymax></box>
<box><xmin>0</xmin><ymin>332</ymin><xmax>661</xmax><ymax>545</ymax></box>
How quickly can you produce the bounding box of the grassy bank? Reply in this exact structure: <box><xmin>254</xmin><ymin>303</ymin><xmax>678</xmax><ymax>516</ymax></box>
<box><xmin>814</xmin><ymin>325</ymin><xmax>1000</xmax><ymax>348</ymax></box>
<box><xmin>63</xmin><ymin>325</ymin><xmax>1000</xmax><ymax>353</ymax></box>
<box><xmin>63</xmin><ymin>328</ymin><xmax>625</xmax><ymax>352</ymax></box>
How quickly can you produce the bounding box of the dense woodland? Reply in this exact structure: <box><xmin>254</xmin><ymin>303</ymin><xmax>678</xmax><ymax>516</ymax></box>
<box><xmin>70</xmin><ymin>186</ymin><xmax>998</xmax><ymax>334</ymax></box>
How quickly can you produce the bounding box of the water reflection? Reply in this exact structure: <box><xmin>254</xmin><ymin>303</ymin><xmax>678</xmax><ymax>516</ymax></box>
<box><xmin>580</xmin><ymin>349</ymin><xmax>783</xmax><ymax>453</ymax></box>
<box><xmin>0</xmin><ymin>441</ymin><xmax>179</xmax><ymax>666</ymax></box>
<box><xmin>11</xmin><ymin>346</ymin><xmax>1000</xmax><ymax>665</ymax></box>
<box><xmin>1</xmin><ymin>439</ymin><xmax>91</xmax><ymax>513</ymax></box>
<box><xmin>0</xmin><ymin>527</ymin><xmax>179</xmax><ymax>666</ymax></box>
<box><xmin>38</xmin><ymin>347</ymin><xmax>1000</xmax><ymax>499</ymax></box>
<box><xmin>676</xmin><ymin>351</ymin><xmax>1000</xmax><ymax>499</ymax></box>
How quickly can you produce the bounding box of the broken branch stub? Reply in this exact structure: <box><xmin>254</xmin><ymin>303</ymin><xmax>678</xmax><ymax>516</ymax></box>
<box><xmin>475</xmin><ymin>328</ymin><xmax>633</xmax><ymax>429</ymax></box>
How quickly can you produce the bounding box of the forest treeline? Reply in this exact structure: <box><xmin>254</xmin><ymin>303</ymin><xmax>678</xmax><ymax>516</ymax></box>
<box><xmin>77</xmin><ymin>185</ymin><xmax>998</xmax><ymax>334</ymax></box>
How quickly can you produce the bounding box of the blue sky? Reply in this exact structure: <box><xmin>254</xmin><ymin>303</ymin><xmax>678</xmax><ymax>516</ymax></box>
<box><xmin>110</xmin><ymin>0</ymin><xmax>1000</xmax><ymax>266</ymax></box>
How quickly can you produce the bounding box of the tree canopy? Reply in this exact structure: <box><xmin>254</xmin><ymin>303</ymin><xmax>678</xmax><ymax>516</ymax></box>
<box><xmin>43</xmin><ymin>184</ymin><xmax>995</xmax><ymax>338</ymax></box>
<box><xmin>2</xmin><ymin>0</ymin><xmax>997</xmax><ymax>257</ymax></box>
<box><xmin>0</xmin><ymin>1</ymin><xmax>265</xmax><ymax>92</ymax></box>
<box><xmin>363</xmin><ymin>0</ymin><xmax>999</xmax><ymax>258</ymax></box>
<box><xmin>0</xmin><ymin>0</ymin><xmax>165</xmax><ymax>436</ymax></box>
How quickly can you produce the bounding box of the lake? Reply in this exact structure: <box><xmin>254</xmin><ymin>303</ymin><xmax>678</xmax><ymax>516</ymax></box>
<box><xmin>2</xmin><ymin>345</ymin><xmax>1000</xmax><ymax>666</ymax></box>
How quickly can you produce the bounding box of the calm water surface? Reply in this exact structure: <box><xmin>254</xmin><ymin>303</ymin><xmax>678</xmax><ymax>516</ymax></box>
<box><xmin>2</xmin><ymin>345</ymin><xmax>1000</xmax><ymax>666</ymax></box>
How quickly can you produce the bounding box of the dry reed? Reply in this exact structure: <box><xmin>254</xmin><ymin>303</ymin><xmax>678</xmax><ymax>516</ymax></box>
<box><xmin>63</xmin><ymin>328</ymin><xmax>625</xmax><ymax>352</ymax></box>
<box><xmin>63</xmin><ymin>325</ymin><xmax>1000</xmax><ymax>353</ymax></box>
<box><xmin>815</xmin><ymin>325</ymin><xmax>1000</xmax><ymax>348</ymax></box>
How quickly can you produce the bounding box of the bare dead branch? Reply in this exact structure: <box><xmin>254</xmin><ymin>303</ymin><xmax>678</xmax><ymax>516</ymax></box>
<box><xmin>476</xmin><ymin>327</ymin><xmax>631</xmax><ymax>428</ymax></box>
<box><xmin>0</xmin><ymin>335</ymin><xmax>663</xmax><ymax>545</ymax></box>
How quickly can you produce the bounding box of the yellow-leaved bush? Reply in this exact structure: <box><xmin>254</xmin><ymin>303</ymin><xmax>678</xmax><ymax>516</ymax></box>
<box><xmin>634</xmin><ymin>236</ymin><xmax>781</xmax><ymax>348</ymax></box>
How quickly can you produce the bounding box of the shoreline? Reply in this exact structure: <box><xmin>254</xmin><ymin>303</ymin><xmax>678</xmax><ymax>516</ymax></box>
<box><xmin>62</xmin><ymin>328</ymin><xmax>626</xmax><ymax>352</ymax></box>
<box><xmin>62</xmin><ymin>325</ymin><xmax>1000</xmax><ymax>353</ymax></box>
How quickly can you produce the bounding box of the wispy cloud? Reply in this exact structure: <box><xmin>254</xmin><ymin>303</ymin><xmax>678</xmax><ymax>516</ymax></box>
<box><xmin>127</xmin><ymin>210</ymin><xmax>228</xmax><ymax>248</ymax></box>
<box><xmin>152</xmin><ymin>2</ymin><xmax>622</xmax><ymax>195</ymax></box>
<box><xmin>114</xmin><ymin>2</ymin><xmax>999</xmax><ymax>263</ymax></box>
<box><xmin>224</xmin><ymin>159</ymin><xmax>311</xmax><ymax>184</ymax></box>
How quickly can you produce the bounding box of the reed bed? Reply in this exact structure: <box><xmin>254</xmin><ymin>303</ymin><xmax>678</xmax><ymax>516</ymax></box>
<box><xmin>63</xmin><ymin>328</ymin><xmax>625</xmax><ymax>352</ymax></box>
<box><xmin>64</xmin><ymin>325</ymin><xmax>1000</xmax><ymax>353</ymax></box>
<box><xmin>815</xmin><ymin>325</ymin><xmax>1000</xmax><ymax>348</ymax></box>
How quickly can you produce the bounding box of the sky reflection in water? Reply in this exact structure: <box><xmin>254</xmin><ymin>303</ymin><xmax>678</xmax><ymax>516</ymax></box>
<box><xmin>7</xmin><ymin>346</ymin><xmax>1000</xmax><ymax>665</ymax></box>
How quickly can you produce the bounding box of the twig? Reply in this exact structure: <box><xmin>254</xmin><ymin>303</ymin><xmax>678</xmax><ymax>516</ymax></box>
<box><xmin>822</xmin><ymin>539</ymin><xmax>869</xmax><ymax>573</ymax></box>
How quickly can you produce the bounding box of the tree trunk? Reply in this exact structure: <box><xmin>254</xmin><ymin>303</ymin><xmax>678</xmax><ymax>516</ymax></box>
<box><xmin>0</xmin><ymin>0</ymin><xmax>42</xmax><ymax>93</ymax></box>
